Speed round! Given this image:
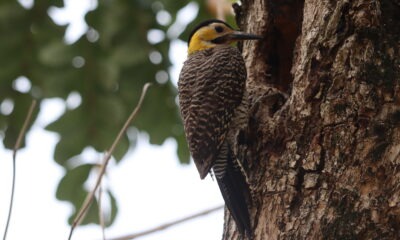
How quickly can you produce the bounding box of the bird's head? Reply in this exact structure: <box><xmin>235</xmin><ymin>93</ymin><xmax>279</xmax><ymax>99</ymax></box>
<box><xmin>187</xmin><ymin>19</ymin><xmax>262</xmax><ymax>55</ymax></box>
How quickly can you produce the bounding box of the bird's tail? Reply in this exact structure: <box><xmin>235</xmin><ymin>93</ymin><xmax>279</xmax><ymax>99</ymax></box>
<box><xmin>213</xmin><ymin>142</ymin><xmax>252</xmax><ymax>238</ymax></box>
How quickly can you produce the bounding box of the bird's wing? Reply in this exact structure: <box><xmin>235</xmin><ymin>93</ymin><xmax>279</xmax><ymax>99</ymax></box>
<box><xmin>178</xmin><ymin>46</ymin><xmax>246</xmax><ymax>179</ymax></box>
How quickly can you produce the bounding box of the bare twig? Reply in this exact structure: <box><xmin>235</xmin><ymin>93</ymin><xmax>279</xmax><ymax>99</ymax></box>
<box><xmin>3</xmin><ymin>99</ymin><xmax>37</xmax><ymax>240</ymax></box>
<box><xmin>67</xmin><ymin>83</ymin><xmax>152</xmax><ymax>240</ymax></box>
<box><xmin>98</xmin><ymin>184</ymin><xmax>106</xmax><ymax>240</ymax></box>
<box><xmin>108</xmin><ymin>205</ymin><xmax>224</xmax><ymax>240</ymax></box>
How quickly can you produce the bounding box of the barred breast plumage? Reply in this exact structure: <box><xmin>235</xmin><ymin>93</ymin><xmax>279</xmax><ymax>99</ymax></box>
<box><xmin>177</xmin><ymin>19</ymin><xmax>262</xmax><ymax>238</ymax></box>
<box><xmin>178</xmin><ymin>45</ymin><xmax>246</xmax><ymax>179</ymax></box>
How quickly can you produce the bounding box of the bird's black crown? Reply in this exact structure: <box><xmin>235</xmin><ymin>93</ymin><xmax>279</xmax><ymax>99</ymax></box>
<box><xmin>187</xmin><ymin>19</ymin><xmax>234</xmax><ymax>46</ymax></box>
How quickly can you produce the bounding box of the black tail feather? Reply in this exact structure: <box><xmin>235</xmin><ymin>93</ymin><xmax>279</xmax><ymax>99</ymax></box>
<box><xmin>215</xmin><ymin>147</ymin><xmax>252</xmax><ymax>238</ymax></box>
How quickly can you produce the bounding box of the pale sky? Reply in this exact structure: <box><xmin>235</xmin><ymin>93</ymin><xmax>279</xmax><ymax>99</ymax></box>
<box><xmin>0</xmin><ymin>1</ymin><xmax>225</xmax><ymax>239</ymax></box>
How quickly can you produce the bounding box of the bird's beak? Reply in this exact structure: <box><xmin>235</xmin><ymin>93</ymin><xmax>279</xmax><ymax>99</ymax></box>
<box><xmin>211</xmin><ymin>31</ymin><xmax>263</xmax><ymax>44</ymax></box>
<box><xmin>227</xmin><ymin>31</ymin><xmax>263</xmax><ymax>41</ymax></box>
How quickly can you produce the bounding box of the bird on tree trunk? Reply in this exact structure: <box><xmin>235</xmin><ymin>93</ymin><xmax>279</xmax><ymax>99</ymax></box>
<box><xmin>178</xmin><ymin>19</ymin><xmax>262</xmax><ymax>239</ymax></box>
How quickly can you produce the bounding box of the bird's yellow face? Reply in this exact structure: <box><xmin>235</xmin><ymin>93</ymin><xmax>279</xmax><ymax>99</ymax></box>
<box><xmin>187</xmin><ymin>21</ymin><xmax>262</xmax><ymax>55</ymax></box>
<box><xmin>188</xmin><ymin>22</ymin><xmax>234</xmax><ymax>54</ymax></box>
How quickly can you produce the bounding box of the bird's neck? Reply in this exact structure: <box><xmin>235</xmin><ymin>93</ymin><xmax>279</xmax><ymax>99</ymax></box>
<box><xmin>188</xmin><ymin>38</ymin><xmax>217</xmax><ymax>55</ymax></box>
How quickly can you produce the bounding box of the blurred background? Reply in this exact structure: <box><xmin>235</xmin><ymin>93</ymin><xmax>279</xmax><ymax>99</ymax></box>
<box><xmin>0</xmin><ymin>0</ymin><xmax>238</xmax><ymax>239</ymax></box>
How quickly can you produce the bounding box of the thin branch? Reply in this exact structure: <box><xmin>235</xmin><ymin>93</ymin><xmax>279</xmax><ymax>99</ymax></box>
<box><xmin>108</xmin><ymin>205</ymin><xmax>224</xmax><ymax>240</ymax></box>
<box><xmin>68</xmin><ymin>83</ymin><xmax>152</xmax><ymax>240</ymax></box>
<box><xmin>98</xmin><ymin>184</ymin><xmax>106</xmax><ymax>240</ymax></box>
<box><xmin>3</xmin><ymin>99</ymin><xmax>37</xmax><ymax>240</ymax></box>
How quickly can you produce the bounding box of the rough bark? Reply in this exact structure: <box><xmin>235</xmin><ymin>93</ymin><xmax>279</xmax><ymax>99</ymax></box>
<box><xmin>223</xmin><ymin>0</ymin><xmax>400</xmax><ymax>239</ymax></box>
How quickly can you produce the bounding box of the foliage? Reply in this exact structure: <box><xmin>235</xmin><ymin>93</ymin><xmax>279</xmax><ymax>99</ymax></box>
<box><xmin>0</xmin><ymin>0</ymin><xmax>218</xmax><ymax>226</ymax></box>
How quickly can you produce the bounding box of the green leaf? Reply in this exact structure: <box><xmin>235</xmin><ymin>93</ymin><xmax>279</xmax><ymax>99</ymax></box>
<box><xmin>111</xmin><ymin>135</ymin><xmax>130</xmax><ymax>162</ymax></box>
<box><xmin>135</xmin><ymin>83</ymin><xmax>180</xmax><ymax>144</ymax></box>
<box><xmin>3</xmin><ymin>93</ymin><xmax>39</xmax><ymax>149</ymax></box>
<box><xmin>0</xmin><ymin>0</ymin><xmax>208</xmax><ymax>228</ymax></box>
<box><xmin>90</xmin><ymin>96</ymin><xmax>126</xmax><ymax>148</ymax></box>
<box><xmin>38</xmin><ymin>41</ymin><xmax>74</xmax><ymax>67</ymax></box>
<box><xmin>37</xmin><ymin>67</ymin><xmax>81</xmax><ymax>99</ymax></box>
<box><xmin>52</xmin><ymin>0</ymin><xmax>64</xmax><ymax>7</ymax></box>
<box><xmin>110</xmin><ymin>43</ymin><xmax>148</xmax><ymax>67</ymax></box>
<box><xmin>68</xmin><ymin>197</ymin><xmax>100</xmax><ymax>226</ymax></box>
<box><xmin>175</xmin><ymin>129</ymin><xmax>190</xmax><ymax>164</ymax></box>
<box><xmin>98</xmin><ymin>60</ymin><xmax>120</xmax><ymax>91</ymax></box>
<box><xmin>56</xmin><ymin>163</ymin><xmax>119</xmax><ymax>226</ymax></box>
<box><xmin>46</xmin><ymin>107</ymin><xmax>88</xmax><ymax>165</ymax></box>
<box><xmin>56</xmin><ymin>163</ymin><xmax>101</xmax><ymax>226</ymax></box>
<box><xmin>107</xmin><ymin>190</ymin><xmax>118</xmax><ymax>227</ymax></box>
<box><xmin>53</xmin><ymin>133</ymin><xmax>87</xmax><ymax>166</ymax></box>
<box><xmin>56</xmin><ymin>163</ymin><xmax>93</xmax><ymax>202</ymax></box>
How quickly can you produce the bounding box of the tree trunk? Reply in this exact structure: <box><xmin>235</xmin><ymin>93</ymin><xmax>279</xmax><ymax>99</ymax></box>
<box><xmin>223</xmin><ymin>0</ymin><xmax>400</xmax><ymax>239</ymax></box>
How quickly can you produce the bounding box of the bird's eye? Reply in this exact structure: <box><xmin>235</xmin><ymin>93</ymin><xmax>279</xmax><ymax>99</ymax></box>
<box><xmin>215</xmin><ymin>26</ymin><xmax>224</xmax><ymax>33</ymax></box>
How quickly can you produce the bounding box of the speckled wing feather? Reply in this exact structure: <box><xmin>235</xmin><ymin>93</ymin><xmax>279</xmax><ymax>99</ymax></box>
<box><xmin>178</xmin><ymin>45</ymin><xmax>246</xmax><ymax>179</ymax></box>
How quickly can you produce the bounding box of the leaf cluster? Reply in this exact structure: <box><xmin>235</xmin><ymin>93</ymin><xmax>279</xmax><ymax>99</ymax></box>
<box><xmin>0</xmin><ymin>0</ymin><xmax>213</xmax><ymax>226</ymax></box>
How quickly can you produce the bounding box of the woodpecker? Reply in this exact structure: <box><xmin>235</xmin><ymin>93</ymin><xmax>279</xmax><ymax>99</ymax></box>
<box><xmin>178</xmin><ymin>19</ymin><xmax>261</xmax><ymax>238</ymax></box>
